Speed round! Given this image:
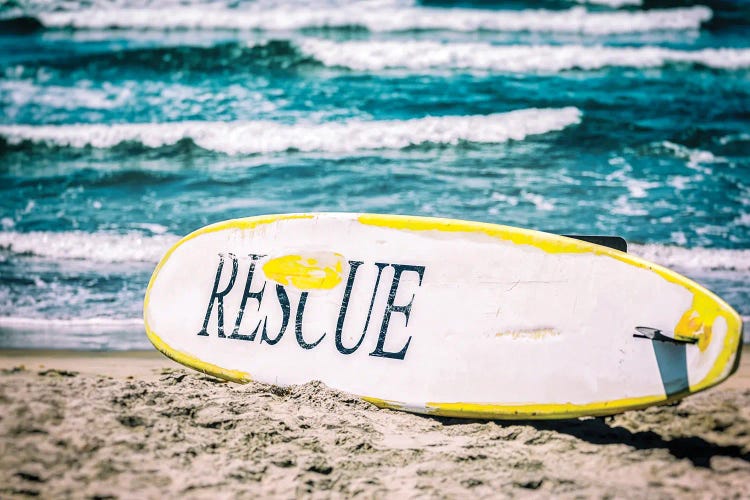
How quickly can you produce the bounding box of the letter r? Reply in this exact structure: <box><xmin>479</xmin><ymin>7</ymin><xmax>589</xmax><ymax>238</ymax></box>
<box><xmin>197</xmin><ymin>253</ymin><xmax>239</xmax><ymax>337</ymax></box>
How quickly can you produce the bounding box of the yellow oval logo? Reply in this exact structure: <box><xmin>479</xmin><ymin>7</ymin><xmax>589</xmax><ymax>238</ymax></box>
<box><xmin>262</xmin><ymin>252</ymin><xmax>345</xmax><ymax>291</ymax></box>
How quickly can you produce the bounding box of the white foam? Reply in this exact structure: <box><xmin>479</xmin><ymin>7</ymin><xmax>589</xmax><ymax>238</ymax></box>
<box><xmin>624</xmin><ymin>178</ymin><xmax>659</xmax><ymax>199</ymax></box>
<box><xmin>5</xmin><ymin>232</ymin><xmax>746</xmax><ymax>272</ymax></box>
<box><xmin>0</xmin><ymin>107</ymin><xmax>583</xmax><ymax>154</ymax></box>
<box><xmin>612</xmin><ymin>194</ymin><xmax>648</xmax><ymax>216</ymax></box>
<box><xmin>522</xmin><ymin>192</ymin><xmax>555</xmax><ymax>211</ymax></box>
<box><xmin>719</xmin><ymin>133</ymin><xmax>750</xmax><ymax>145</ymax></box>
<box><xmin>0</xmin><ymin>316</ymin><xmax>143</xmax><ymax>330</ymax></box>
<box><xmin>658</xmin><ymin>141</ymin><xmax>725</xmax><ymax>173</ymax></box>
<box><xmin>575</xmin><ymin>0</ymin><xmax>642</xmax><ymax>7</ymax></box>
<box><xmin>734</xmin><ymin>213</ymin><xmax>750</xmax><ymax>227</ymax></box>
<box><xmin>667</xmin><ymin>175</ymin><xmax>693</xmax><ymax>191</ymax></box>
<box><xmin>630</xmin><ymin>244</ymin><xmax>750</xmax><ymax>272</ymax></box>
<box><xmin>296</xmin><ymin>40</ymin><xmax>750</xmax><ymax>72</ymax></box>
<box><xmin>0</xmin><ymin>80</ymin><xmax>131</xmax><ymax>110</ymax></box>
<box><xmin>0</xmin><ymin>231</ymin><xmax>179</xmax><ymax>263</ymax></box>
<box><xmin>37</xmin><ymin>5</ymin><xmax>712</xmax><ymax>34</ymax></box>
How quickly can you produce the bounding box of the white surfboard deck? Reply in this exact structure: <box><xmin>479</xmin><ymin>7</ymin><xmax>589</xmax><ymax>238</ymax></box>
<box><xmin>143</xmin><ymin>213</ymin><xmax>743</xmax><ymax>419</ymax></box>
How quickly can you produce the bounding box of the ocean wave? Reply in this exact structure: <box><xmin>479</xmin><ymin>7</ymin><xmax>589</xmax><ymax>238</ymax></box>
<box><xmin>14</xmin><ymin>38</ymin><xmax>747</xmax><ymax>77</ymax></box>
<box><xmin>0</xmin><ymin>107</ymin><xmax>583</xmax><ymax>154</ymax></box>
<box><xmin>297</xmin><ymin>39</ymin><xmax>750</xmax><ymax>72</ymax></box>
<box><xmin>0</xmin><ymin>316</ymin><xmax>143</xmax><ymax>330</ymax></box>
<box><xmin>652</xmin><ymin>141</ymin><xmax>725</xmax><ymax>173</ymax></box>
<box><xmin>3</xmin><ymin>40</ymin><xmax>314</xmax><ymax>74</ymax></box>
<box><xmin>2</xmin><ymin>229</ymin><xmax>748</xmax><ymax>273</ymax></box>
<box><xmin>630</xmin><ymin>244</ymin><xmax>750</xmax><ymax>272</ymax></box>
<box><xmin>32</xmin><ymin>5</ymin><xmax>712</xmax><ymax>34</ymax></box>
<box><xmin>0</xmin><ymin>315</ymin><xmax>148</xmax><ymax>349</ymax></box>
<box><xmin>0</xmin><ymin>80</ymin><xmax>132</xmax><ymax>110</ymax></box>
<box><xmin>575</xmin><ymin>0</ymin><xmax>642</xmax><ymax>7</ymax></box>
<box><xmin>0</xmin><ymin>231</ymin><xmax>178</xmax><ymax>263</ymax></box>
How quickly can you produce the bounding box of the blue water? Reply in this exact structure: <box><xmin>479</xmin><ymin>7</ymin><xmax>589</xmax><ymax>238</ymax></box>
<box><xmin>0</xmin><ymin>0</ymin><xmax>748</xmax><ymax>349</ymax></box>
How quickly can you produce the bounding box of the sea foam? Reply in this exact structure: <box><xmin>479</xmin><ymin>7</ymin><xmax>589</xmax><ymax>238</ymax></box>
<box><xmin>2</xmin><ymin>230</ymin><xmax>748</xmax><ymax>273</ymax></box>
<box><xmin>0</xmin><ymin>80</ymin><xmax>131</xmax><ymax>110</ymax></box>
<box><xmin>296</xmin><ymin>40</ymin><xmax>750</xmax><ymax>72</ymax></box>
<box><xmin>36</xmin><ymin>5</ymin><xmax>712</xmax><ymax>34</ymax></box>
<box><xmin>0</xmin><ymin>231</ymin><xmax>179</xmax><ymax>263</ymax></box>
<box><xmin>575</xmin><ymin>0</ymin><xmax>642</xmax><ymax>7</ymax></box>
<box><xmin>0</xmin><ymin>316</ymin><xmax>148</xmax><ymax>350</ymax></box>
<box><xmin>0</xmin><ymin>316</ymin><xmax>143</xmax><ymax>330</ymax></box>
<box><xmin>630</xmin><ymin>244</ymin><xmax>750</xmax><ymax>272</ymax></box>
<box><xmin>0</xmin><ymin>107</ymin><xmax>583</xmax><ymax>154</ymax></box>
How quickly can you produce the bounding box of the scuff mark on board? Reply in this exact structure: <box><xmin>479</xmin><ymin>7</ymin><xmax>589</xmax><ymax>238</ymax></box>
<box><xmin>496</xmin><ymin>328</ymin><xmax>560</xmax><ymax>340</ymax></box>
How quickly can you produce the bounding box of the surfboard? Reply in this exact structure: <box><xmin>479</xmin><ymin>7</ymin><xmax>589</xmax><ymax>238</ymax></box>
<box><xmin>143</xmin><ymin>213</ymin><xmax>743</xmax><ymax>419</ymax></box>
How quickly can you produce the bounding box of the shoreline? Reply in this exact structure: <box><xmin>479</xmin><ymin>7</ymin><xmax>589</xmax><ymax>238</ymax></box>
<box><xmin>1</xmin><ymin>345</ymin><xmax>749</xmax><ymax>387</ymax></box>
<box><xmin>0</xmin><ymin>349</ymin><xmax>169</xmax><ymax>379</ymax></box>
<box><xmin>2</xmin><ymin>347</ymin><xmax>749</xmax><ymax>497</ymax></box>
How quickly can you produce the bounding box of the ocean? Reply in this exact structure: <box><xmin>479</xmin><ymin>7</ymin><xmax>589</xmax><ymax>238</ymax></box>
<box><xmin>0</xmin><ymin>0</ymin><xmax>748</xmax><ymax>349</ymax></box>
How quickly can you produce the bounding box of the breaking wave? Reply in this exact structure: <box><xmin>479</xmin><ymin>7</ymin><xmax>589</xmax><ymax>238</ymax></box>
<box><xmin>630</xmin><ymin>244</ymin><xmax>750</xmax><ymax>272</ymax></box>
<box><xmin>0</xmin><ymin>231</ymin><xmax>178</xmax><ymax>263</ymax></box>
<box><xmin>296</xmin><ymin>39</ymin><xmax>750</xmax><ymax>72</ymax></box>
<box><xmin>2</xmin><ymin>230</ymin><xmax>748</xmax><ymax>273</ymax></box>
<box><xmin>27</xmin><ymin>5</ymin><xmax>712</xmax><ymax>34</ymax></box>
<box><xmin>0</xmin><ymin>316</ymin><xmax>143</xmax><ymax>330</ymax></box>
<box><xmin>0</xmin><ymin>107</ymin><xmax>583</xmax><ymax>155</ymax></box>
<box><xmin>0</xmin><ymin>80</ymin><xmax>132</xmax><ymax>110</ymax></box>
<box><xmin>7</xmin><ymin>39</ymin><xmax>747</xmax><ymax>81</ymax></box>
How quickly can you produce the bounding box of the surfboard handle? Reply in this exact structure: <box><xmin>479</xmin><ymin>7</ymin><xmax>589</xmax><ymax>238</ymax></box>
<box><xmin>562</xmin><ymin>235</ymin><xmax>627</xmax><ymax>253</ymax></box>
<box><xmin>633</xmin><ymin>326</ymin><xmax>698</xmax><ymax>345</ymax></box>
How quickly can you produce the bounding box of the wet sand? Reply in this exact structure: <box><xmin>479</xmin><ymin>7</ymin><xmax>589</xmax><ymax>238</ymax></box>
<box><xmin>1</xmin><ymin>347</ymin><xmax>749</xmax><ymax>498</ymax></box>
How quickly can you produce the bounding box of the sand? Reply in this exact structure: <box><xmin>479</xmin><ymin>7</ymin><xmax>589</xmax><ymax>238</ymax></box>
<box><xmin>1</xmin><ymin>348</ymin><xmax>749</xmax><ymax>498</ymax></box>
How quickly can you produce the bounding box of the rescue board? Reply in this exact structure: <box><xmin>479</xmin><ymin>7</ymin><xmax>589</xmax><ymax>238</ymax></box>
<box><xmin>143</xmin><ymin>213</ymin><xmax>743</xmax><ymax>419</ymax></box>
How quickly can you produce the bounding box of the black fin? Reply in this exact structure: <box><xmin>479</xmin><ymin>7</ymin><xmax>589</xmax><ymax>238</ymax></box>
<box><xmin>633</xmin><ymin>326</ymin><xmax>698</xmax><ymax>345</ymax></box>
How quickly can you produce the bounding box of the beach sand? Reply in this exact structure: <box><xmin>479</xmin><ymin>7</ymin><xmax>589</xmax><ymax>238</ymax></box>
<box><xmin>1</xmin><ymin>348</ymin><xmax>749</xmax><ymax>498</ymax></box>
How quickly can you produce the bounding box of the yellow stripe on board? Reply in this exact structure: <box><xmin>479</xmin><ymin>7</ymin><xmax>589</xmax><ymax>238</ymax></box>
<box><xmin>421</xmin><ymin>394</ymin><xmax>684</xmax><ymax>420</ymax></box>
<box><xmin>145</xmin><ymin>323</ymin><xmax>253</xmax><ymax>384</ymax></box>
<box><xmin>364</xmin><ymin>392</ymin><xmax>692</xmax><ymax>420</ymax></box>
